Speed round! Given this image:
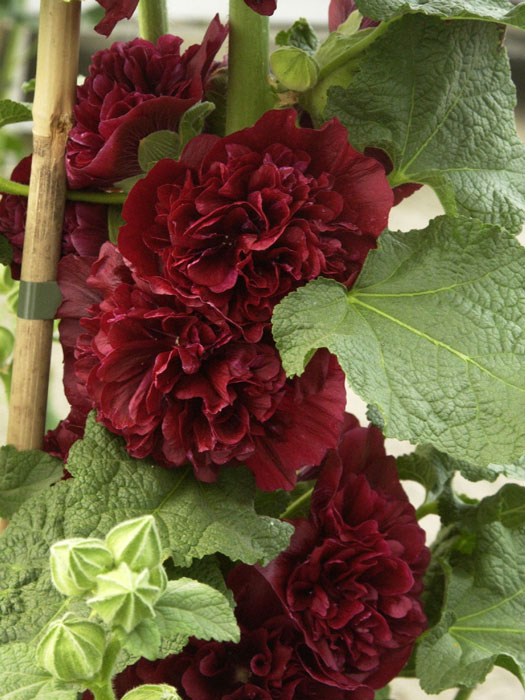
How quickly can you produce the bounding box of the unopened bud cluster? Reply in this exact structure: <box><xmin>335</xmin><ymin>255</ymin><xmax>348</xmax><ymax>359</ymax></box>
<box><xmin>38</xmin><ymin>515</ymin><xmax>166</xmax><ymax>683</ymax></box>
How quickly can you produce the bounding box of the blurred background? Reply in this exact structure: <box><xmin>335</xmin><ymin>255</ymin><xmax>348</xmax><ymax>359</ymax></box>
<box><xmin>0</xmin><ymin>2</ymin><xmax>524</xmax><ymax>698</ymax></box>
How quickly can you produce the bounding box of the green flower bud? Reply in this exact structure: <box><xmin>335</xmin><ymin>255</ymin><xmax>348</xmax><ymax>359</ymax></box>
<box><xmin>149</xmin><ymin>563</ymin><xmax>168</xmax><ymax>594</ymax></box>
<box><xmin>88</xmin><ymin>562</ymin><xmax>162</xmax><ymax>633</ymax></box>
<box><xmin>50</xmin><ymin>538</ymin><xmax>114</xmax><ymax>597</ymax></box>
<box><xmin>36</xmin><ymin>614</ymin><xmax>106</xmax><ymax>682</ymax></box>
<box><xmin>105</xmin><ymin>515</ymin><xmax>162</xmax><ymax>571</ymax></box>
<box><xmin>121</xmin><ymin>685</ymin><xmax>182</xmax><ymax>700</ymax></box>
<box><xmin>270</xmin><ymin>47</ymin><xmax>319</xmax><ymax>92</ymax></box>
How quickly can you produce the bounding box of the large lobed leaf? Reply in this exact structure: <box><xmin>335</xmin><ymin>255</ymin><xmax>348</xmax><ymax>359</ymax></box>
<box><xmin>0</xmin><ymin>445</ymin><xmax>63</xmax><ymax>519</ymax></box>
<box><xmin>356</xmin><ymin>0</ymin><xmax>525</xmax><ymax>28</ymax></box>
<box><xmin>272</xmin><ymin>215</ymin><xmax>525</xmax><ymax>467</ymax></box>
<box><xmin>0</xmin><ymin>415</ymin><xmax>292</xmax><ymax>646</ymax></box>
<box><xmin>417</xmin><ymin>518</ymin><xmax>525</xmax><ymax>692</ymax></box>
<box><xmin>0</xmin><ymin>643</ymin><xmax>77</xmax><ymax>700</ymax></box>
<box><xmin>326</xmin><ymin>16</ymin><xmax>525</xmax><ymax>233</ymax></box>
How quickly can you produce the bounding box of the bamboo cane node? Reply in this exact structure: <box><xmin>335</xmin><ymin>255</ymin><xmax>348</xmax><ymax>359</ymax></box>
<box><xmin>17</xmin><ymin>280</ymin><xmax>62</xmax><ymax>320</ymax></box>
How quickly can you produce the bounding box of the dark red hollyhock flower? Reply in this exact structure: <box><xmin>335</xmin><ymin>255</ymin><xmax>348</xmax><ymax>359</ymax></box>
<box><xmin>94</xmin><ymin>0</ymin><xmax>139</xmax><ymax>37</ymax></box>
<box><xmin>100</xmin><ymin>416</ymin><xmax>427</xmax><ymax>700</ymax></box>
<box><xmin>244</xmin><ymin>0</ymin><xmax>276</xmax><ymax>15</ymax></box>
<box><xmin>66</xmin><ymin>17</ymin><xmax>227</xmax><ymax>189</ymax></box>
<box><xmin>256</xmin><ymin>414</ymin><xmax>429</xmax><ymax>697</ymax></box>
<box><xmin>56</xmin><ymin>242</ymin><xmax>346</xmax><ymax>489</ymax></box>
<box><xmin>119</xmin><ymin>109</ymin><xmax>393</xmax><ymax>342</ymax></box>
<box><xmin>328</xmin><ymin>0</ymin><xmax>379</xmax><ymax>31</ymax></box>
<box><xmin>0</xmin><ymin>156</ymin><xmax>108</xmax><ymax>280</ymax></box>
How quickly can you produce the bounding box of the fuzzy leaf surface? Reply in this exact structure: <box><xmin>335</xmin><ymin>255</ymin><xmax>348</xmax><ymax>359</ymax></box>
<box><xmin>0</xmin><ymin>416</ymin><xmax>291</xmax><ymax>645</ymax></box>
<box><xmin>155</xmin><ymin>578</ymin><xmax>239</xmax><ymax>649</ymax></box>
<box><xmin>0</xmin><ymin>642</ymin><xmax>77</xmax><ymax>700</ymax></box>
<box><xmin>67</xmin><ymin>416</ymin><xmax>293</xmax><ymax>567</ymax></box>
<box><xmin>326</xmin><ymin>16</ymin><xmax>525</xmax><ymax>233</ymax></box>
<box><xmin>0</xmin><ymin>99</ymin><xmax>32</xmax><ymax>129</ymax></box>
<box><xmin>416</xmin><ymin>521</ymin><xmax>525</xmax><ymax>691</ymax></box>
<box><xmin>272</xmin><ymin>216</ymin><xmax>525</xmax><ymax>467</ymax></box>
<box><xmin>356</xmin><ymin>0</ymin><xmax>525</xmax><ymax>28</ymax></box>
<box><xmin>0</xmin><ymin>445</ymin><xmax>63</xmax><ymax>519</ymax></box>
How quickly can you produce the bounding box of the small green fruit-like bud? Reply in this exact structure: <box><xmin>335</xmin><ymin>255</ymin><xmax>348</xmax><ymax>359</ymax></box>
<box><xmin>105</xmin><ymin>515</ymin><xmax>162</xmax><ymax>571</ymax></box>
<box><xmin>149</xmin><ymin>564</ymin><xmax>168</xmax><ymax>595</ymax></box>
<box><xmin>270</xmin><ymin>47</ymin><xmax>319</xmax><ymax>92</ymax></box>
<box><xmin>50</xmin><ymin>538</ymin><xmax>113</xmax><ymax>596</ymax></box>
<box><xmin>122</xmin><ymin>685</ymin><xmax>182</xmax><ymax>700</ymax></box>
<box><xmin>88</xmin><ymin>562</ymin><xmax>162</xmax><ymax>633</ymax></box>
<box><xmin>36</xmin><ymin>614</ymin><xmax>106</xmax><ymax>682</ymax></box>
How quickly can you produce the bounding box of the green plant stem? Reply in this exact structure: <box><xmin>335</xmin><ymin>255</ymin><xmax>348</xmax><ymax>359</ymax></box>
<box><xmin>90</xmin><ymin>683</ymin><xmax>117</xmax><ymax>700</ymax></box>
<box><xmin>0</xmin><ymin>175</ymin><xmax>126</xmax><ymax>204</ymax></box>
<box><xmin>280</xmin><ymin>487</ymin><xmax>314</xmax><ymax>520</ymax></box>
<box><xmin>454</xmin><ymin>688</ymin><xmax>475</xmax><ymax>700</ymax></box>
<box><xmin>138</xmin><ymin>0</ymin><xmax>168</xmax><ymax>43</ymax></box>
<box><xmin>415</xmin><ymin>500</ymin><xmax>439</xmax><ymax>520</ymax></box>
<box><xmin>225</xmin><ymin>0</ymin><xmax>275</xmax><ymax>134</ymax></box>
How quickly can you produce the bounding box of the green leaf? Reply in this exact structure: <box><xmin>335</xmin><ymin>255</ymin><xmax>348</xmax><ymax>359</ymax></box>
<box><xmin>178</xmin><ymin>102</ymin><xmax>215</xmax><ymax>152</ymax></box>
<box><xmin>0</xmin><ymin>416</ymin><xmax>291</xmax><ymax>645</ymax></box>
<box><xmin>356</xmin><ymin>0</ymin><xmax>525</xmax><ymax>29</ymax></box>
<box><xmin>107</xmin><ymin>205</ymin><xmax>125</xmax><ymax>245</ymax></box>
<box><xmin>167</xmin><ymin>555</ymin><xmax>234</xmax><ymax>608</ymax></box>
<box><xmin>326</xmin><ymin>16</ymin><xmax>525</xmax><ymax>233</ymax></box>
<box><xmin>272</xmin><ymin>215</ymin><xmax>525</xmax><ymax>467</ymax></box>
<box><xmin>67</xmin><ymin>415</ymin><xmax>293</xmax><ymax>567</ymax></box>
<box><xmin>0</xmin><ymin>99</ymin><xmax>32</xmax><ymax>129</ymax></box>
<box><xmin>275</xmin><ymin>18</ymin><xmax>319</xmax><ymax>53</ymax></box>
<box><xmin>0</xmin><ymin>236</ymin><xmax>13</xmax><ymax>266</ymax></box>
<box><xmin>0</xmin><ymin>445</ymin><xmax>63</xmax><ymax>519</ymax></box>
<box><xmin>123</xmin><ymin>619</ymin><xmax>161</xmax><ymax>661</ymax></box>
<box><xmin>0</xmin><ymin>642</ymin><xmax>77</xmax><ymax>700</ymax></box>
<box><xmin>138</xmin><ymin>130</ymin><xmax>180</xmax><ymax>172</ymax></box>
<box><xmin>416</xmin><ymin>521</ymin><xmax>525</xmax><ymax>692</ymax></box>
<box><xmin>397</xmin><ymin>445</ymin><xmax>506</xmax><ymax>507</ymax></box>
<box><xmin>155</xmin><ymin>578</ymin><xmax>239</xmax><ymax>648</ymax></box>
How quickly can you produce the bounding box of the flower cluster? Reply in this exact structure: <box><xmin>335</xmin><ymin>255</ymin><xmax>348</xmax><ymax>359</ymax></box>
<box><xmin>66</xmin><ymin>18</ymin><xmax>227</xmax><ymax>189</ymax></box>
<box><xmin>53</xmin><ymin>107</ymin><xmax>392</xmax><ymax>489</ymax></box>
<box><xmin>86</xmin><ymin>416</ymin><xmax>428</xmax><ymax>699</ymax></box>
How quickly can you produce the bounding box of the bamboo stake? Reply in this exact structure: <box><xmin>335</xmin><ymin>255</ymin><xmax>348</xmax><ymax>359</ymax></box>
<box><xmin>2</xmin><ymin>0</ymin><xmax>81</xmax><ymax>533</ymax></box>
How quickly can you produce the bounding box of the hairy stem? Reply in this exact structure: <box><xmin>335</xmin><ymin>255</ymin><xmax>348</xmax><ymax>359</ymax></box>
<box><xmin>415</xmin><ymin>500</ymin><xmax>439</xmax><ymax>520</ymax></box>
<box><xmin>280</xmin><ymin>487</ymin><xmax>314</xmax><ymax>520</ymax></box>
<box><xmin>138</xmin><ymin>0</ymin><xmax>169</xmax><ymax>43</ymax></box>
<box><xmin>454</xmin><ymin>687</ymin><xmax>475</xmax><ymax>700</ymax></box>
<box><xmin>225</xmin><ymin>0</ymin><xmax>275</xmax><ymax>134</ymax></box>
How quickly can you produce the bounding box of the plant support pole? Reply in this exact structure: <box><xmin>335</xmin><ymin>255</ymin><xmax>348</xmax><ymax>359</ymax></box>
<box><xmin>4</xmin><ymin>0</ymin><xmax>81</xmax><ymax>528</ymax></box>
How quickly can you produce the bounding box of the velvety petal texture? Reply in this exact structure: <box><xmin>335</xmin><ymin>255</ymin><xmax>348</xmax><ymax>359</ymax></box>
<box><xmin>244</xmin><ymin>0</ymin><xmax>277</xmax><ymax>16</ymax></box>
<box><xmin>119</xmin><ymin>109</ymin><xmax>393</xmax><ymax>341</ymax></box>
<box><xmin>66</xmin><ymin>19</ymin><xmax>227</xmax><ymax>188</ymax></box>
<box><xmin>84</xmin><ymin>417</ymin><xmax>428</xmax><ymax>699</ymax></box>
<box><xmin>94</xmin><ymin>0</ymin><xmax>140</xmax><ymax>37</ymax></box>
<box><xmin>0</xmin><ymin>157</ymin><xmax>108</xmax><ymax>280</ymax></box>
<box><xmin>55</xmin><ymin>243</ymin><xmax>346</xmax><ymax>489</ymax></box>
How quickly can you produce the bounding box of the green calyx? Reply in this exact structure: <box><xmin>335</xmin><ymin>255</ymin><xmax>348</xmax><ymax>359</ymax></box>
<box><xmin>270</xmin><ymin>47</ymin><xmax>319</xmax><ymax>92</ymax></box>
<box><xmin>50</xmin><ymin>538</ymin><xmax>114</xmax><ymax>597</ymax></box>
<box><xmin>105</xmin><ymin>514</ymin><xmax>163</xmax><ymax>571</ymax></box>
<box><xmin>88</xmin><ymin>562</ymin><xmax>164</xmax><ymax>633</ymax></box>
<box><xmin>36</xmin><ymin>614</ymin><xmax>106</xmax><ymax>682</ymax></box>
